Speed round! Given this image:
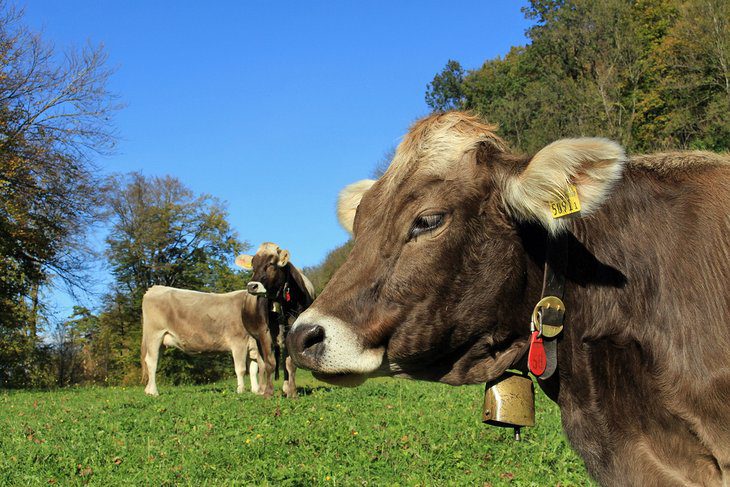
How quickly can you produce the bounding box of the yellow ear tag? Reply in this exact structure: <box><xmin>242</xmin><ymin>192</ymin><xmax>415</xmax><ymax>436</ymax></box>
<box><xmin>549</xmin><ymin>185</ymin><xmax>581</xmax><ymax>218</ymax></box>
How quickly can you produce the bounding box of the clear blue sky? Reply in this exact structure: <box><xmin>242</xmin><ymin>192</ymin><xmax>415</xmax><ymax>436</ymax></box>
<box><xmin>23</xmin><ymin>1</ymin><xmax>532</xmax><ymax>312</ymax></box>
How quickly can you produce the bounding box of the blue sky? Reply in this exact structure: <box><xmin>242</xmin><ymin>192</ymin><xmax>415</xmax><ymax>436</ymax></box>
<box><xmin>23</xmin><ymin>1</ymin><xmax>532</xmax><ymax>313</ymax></box>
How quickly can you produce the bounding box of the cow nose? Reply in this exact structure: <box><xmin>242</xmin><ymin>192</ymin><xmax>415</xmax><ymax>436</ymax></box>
<box><xmin>247</xmin><ymin>281</ymin><xmax>265</xmax><ymax>295</ymax></box>
<box><xmin>287</xmin><ymin>324</ymin><xmax>325</xmax><ymax>369</ymax></box>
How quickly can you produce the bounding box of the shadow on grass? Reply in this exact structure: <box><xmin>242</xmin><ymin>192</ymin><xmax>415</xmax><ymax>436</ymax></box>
<box><xmin>296</xmin><ymin>385</ymin><xmax>334</xmax><ymax>396</ymax></box>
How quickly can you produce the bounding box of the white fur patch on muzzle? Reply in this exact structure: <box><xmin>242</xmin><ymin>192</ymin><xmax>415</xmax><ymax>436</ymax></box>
<box><xmin>290</xmin><ymin>308</ymin><xmax>385</xmax><ymax>375</ymax></box>
<box><xmin>246</xmin><ymin>281</ymin><xmax>267</xmax><ymax>296</ymax></box>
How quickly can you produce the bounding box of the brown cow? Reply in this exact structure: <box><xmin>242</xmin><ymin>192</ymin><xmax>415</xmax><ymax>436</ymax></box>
<box><xmin>287</xmin><ymin>112</ymin><xmax>730</xmax><ymax>486</ymax></box>
<box><xmin>141</xmin><ymin>285</ymin><xmax>277</xmax><ymax>396</ymax></box>
<box><xmin>236</xmin><ymin>242</ymin><xmax>316</xmax><ymax>398</ymax></box>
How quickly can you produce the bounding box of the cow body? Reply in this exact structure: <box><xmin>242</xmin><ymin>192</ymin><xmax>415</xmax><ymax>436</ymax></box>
<box><xmin>287</xmin><ymin>112</ymin><xmax>730</xmax><ymax>485</ymax></box>
<box><xmin>141</xmin><ymin>285</ymin><xmax>276</xmax><ymax>396</ymax></box>
<box><xmin>530</xmin><ymin>156</ymin><xmax>730</xmax><ymax>484</ymax></box>
<box><xmin>237</xmin><ymin>243</ymin><xmax>315</xmax><ymax>398</ymax></box>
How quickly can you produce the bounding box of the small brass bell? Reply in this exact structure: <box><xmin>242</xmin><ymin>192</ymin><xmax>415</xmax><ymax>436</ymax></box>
<box><xmin>482</xmin><ymin>371</ymin><xmax>535</xmax><ymax>440</ymax></box>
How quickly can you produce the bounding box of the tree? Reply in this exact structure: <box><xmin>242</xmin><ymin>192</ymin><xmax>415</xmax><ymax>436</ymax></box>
<box><xmin>52</xmin><ymin>306</ymin><xmax>98</xmax><ymax>386</ymax></box>
<box><xmin>96</xmin><ymin>173</ymin><xmax>250</xmax><ymax>384</ymax></box>
<box><xmin>657</xmin><ymin>0</ymin><xmax>730</xmax><ymax>150</ymax></box>
<box><xmin>425</xmin><ymin>60</ymin><xmax>466</xmax><ymax>112</ymax></box>
<box><xmin>426</xmin><ymin>0</ymin><xmax>729</xmax><ymax>153</ymax></box>
<box><xmin>0</xmin><ymin>2</ymin><xmax>118</xmax><ymax>387</ymax></box>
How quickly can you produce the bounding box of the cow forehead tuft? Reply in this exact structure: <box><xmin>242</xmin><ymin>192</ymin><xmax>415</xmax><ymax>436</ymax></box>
<box><xmin>381</xmin><ymin>111</ymin><xmax>506</xmax><ymax>190</ymax></box>
<box><xmin>256</xmin><ymin>242</ymin><xmax>281</xmax><ymax>256</ymax></box>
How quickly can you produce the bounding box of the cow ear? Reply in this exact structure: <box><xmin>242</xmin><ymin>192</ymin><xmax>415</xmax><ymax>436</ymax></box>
<box><xmin>235</xmin><ymin>254</ymin><xmax>253</xmax><ymax>269</ymax></box>
<box><xmin>500</xmin><ymin>138</ymin><xmax>626</xmax><ymax>234</ymax></box>
<box><xmin>277</xmin><ymin>249</ymin><xmax>290</xmax><ymax>267</ymax></box>
<box><xmin>337</xmin><ymin>179</ymin><xmax>376</xmax><ymax>235</ymax></box>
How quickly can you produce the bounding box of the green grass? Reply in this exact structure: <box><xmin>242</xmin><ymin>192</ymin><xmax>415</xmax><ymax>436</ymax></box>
<box><xmin>0</xmin><ymin>371</ymin><xmax>593</xmax><ymax>486</ymax></box>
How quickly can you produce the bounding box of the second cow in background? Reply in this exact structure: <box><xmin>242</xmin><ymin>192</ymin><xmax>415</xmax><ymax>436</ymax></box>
<box><xmin>237</xmin><ymin>242</ymin><xmax>315</xmax><ymax>398</ymax></box>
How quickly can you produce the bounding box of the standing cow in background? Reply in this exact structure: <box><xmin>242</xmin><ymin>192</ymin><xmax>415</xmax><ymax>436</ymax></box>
<box><xmin>287</xmin><ymin>112</ymin><xmax>730</xmax><ymax>485</ymax></box>
<box><xmin>236</xmin><ymin>242</ymin><xmax>315</xmax><ymax>398</ymax></box>
<box><xmin>141</xmin><ymin>286</ymin><xmax>267</xmax><ymax>396</ymax></box>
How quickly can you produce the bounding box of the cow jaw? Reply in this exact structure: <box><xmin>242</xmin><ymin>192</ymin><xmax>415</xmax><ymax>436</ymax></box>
<box><xmin>288</xmin><ymin>308</ymin><xmax>386</xmax><ymax>383</ymax></box>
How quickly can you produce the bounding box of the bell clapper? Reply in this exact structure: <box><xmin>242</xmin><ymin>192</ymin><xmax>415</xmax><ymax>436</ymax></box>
<box><xmin>514</xmin><ymin>427</ymin><xmax>521</xmax><ymax>441</ymax></box>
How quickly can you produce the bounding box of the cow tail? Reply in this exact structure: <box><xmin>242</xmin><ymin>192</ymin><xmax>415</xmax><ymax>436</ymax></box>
<box><xmin>140</xmin><ymin>334</ymin><xmax>149</xmax><ymax>383</ymax></box>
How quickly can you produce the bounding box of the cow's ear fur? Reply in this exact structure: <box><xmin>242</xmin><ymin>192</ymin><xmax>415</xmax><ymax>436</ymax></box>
<box><xmin>277</xmin><ymin>249</ymin><xmax>290</xmax><ymax>267</ymax></box>
<box><xmin>500</xmin><ymin>138</ymin><xmax>626</xmax><ymax>234</ymax></box>
<box><xmin>337</xmin><ymin>179</ymin><xmax>376</xmax><ymax>235</ymax></box>
<box><xmin>235</xmin><ymin>254</ymin><xmax>253</xmax><ymax>269</ymax></box>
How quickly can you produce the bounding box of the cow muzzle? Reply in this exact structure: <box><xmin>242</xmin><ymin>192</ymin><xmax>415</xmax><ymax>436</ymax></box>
<box><xmin>246</xmin><ymin>281</ymin><xmax>267</xmax><ymax>296</ymax></box>
<box><xmin>286</xmin><ymin>309</ymin><xmax>385</xmax><ymax>385</ymax></box>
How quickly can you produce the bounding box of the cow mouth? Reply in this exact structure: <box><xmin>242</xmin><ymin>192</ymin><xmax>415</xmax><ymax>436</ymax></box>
<box><xmin>311</xmin><ymin>372</ymin><xmax>369</xmax><ymax>387</ymax></box>
<box><xmin>287</xmin><ymin>309</ymin><xmax>387</xmax><ymax>380</ymax></box>
<box><xmin>312</xmin><ymin>363</ymin><xmax>395</xmax><ymax>386</ymax></box>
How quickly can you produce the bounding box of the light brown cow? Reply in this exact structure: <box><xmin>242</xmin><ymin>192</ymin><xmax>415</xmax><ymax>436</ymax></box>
<box><xmin>141</xmin><ymin>285</ymin><xmax>276</xmax><ymax>396</ymax></box>
<box><xmin>287</xmin><ymin>112</ymin><xmax>730</xmax><ymax>485</ymax></box>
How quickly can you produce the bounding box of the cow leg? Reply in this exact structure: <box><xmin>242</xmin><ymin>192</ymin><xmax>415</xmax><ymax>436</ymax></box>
<box><xmin>256</xmin><ymin>331</ymin><xmax>276</xmax><ymax>397</ymax></box>
<box><xmin>274</xmin><ymin>342</ymin><xmax>281</xmax><ymax>381</ymax></box>
<box><xmin>284</xmin><ymin>355</ymin><xmax>298</xmax><ymax>399</ymax></box>
<box><xmin>282</xmin><ymin>321</ymin><xmax>297</xmax><ymax>398</ymax></box>
<box><xmin>231</xmin><ymin>343</ymin><xmax>247</xmax><ymax>394</ymax></box>
<box><xmin>248</xmin><ymin>356</ymin><xmax>259</xmax><ymax>394</ymax></box>
<box><xmin>143</xmin><ymin>331</ymin><xmax>165</xmax><ymax>396</ymax></box>
<box><xmin>246</xmin><ymin>336</ymin><xmax>259</xmax><ymax>394</ymax></box>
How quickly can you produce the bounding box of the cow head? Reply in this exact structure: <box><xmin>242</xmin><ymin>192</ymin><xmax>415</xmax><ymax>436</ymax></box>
<box><xmin>236</xmin><ymin>243</ymin><xmax>291</xmax><ymax>298</ymax></box>
<box><xmin>287</xmin><ymin>111</ymin><xmax>625</xmax><ymax>387</ymax></box>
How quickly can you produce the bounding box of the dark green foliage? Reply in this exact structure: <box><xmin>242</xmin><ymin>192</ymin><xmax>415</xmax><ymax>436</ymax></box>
<box><xmin>427</xmin><ymin>0</ymin><xmax>730</xmax><ymax>153</ymax></box>
<box><xmin>425</xmin><ymin>60</ymin><xmax>467</xmax><ymax>112</ymax></box>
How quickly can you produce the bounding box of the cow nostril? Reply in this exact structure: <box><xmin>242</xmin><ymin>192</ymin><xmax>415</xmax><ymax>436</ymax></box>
<box><xmin>288</xmin><ymin>323</ymin><xmax>326</xmax><ymax>365</ymax></box>
<box><xmin>287</xmin><ymin>323</ymin><xmax>326</xmax><ymax>369</ymax></box>
<box><xmin>301</xmin><ymin>325</ymin><xmax>325</xmax><ymax>352</ymax></box>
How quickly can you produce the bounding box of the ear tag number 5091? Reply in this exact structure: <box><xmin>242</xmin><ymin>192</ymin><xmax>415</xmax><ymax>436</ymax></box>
<box><xmin>550</xmin><ymin>185</ymin><xmax>581</xmax><ymax>218</ymax></box>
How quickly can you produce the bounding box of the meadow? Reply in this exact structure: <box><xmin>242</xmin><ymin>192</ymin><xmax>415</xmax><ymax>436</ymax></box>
<box><xmin>0</xmin><ymin>371</ymin><xmax>593</xmax><ymax>486</ymax></box>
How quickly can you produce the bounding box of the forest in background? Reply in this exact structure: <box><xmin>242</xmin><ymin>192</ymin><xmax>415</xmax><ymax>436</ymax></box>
<box><xmin>427</xmin><ymin>0</ymin><xmax>729</xmax><ymax>153</ymax></box>
<box><xmin>1</xmin><ymin>0</ymin><xmax>728</xmax><ymax>388</ymax></box>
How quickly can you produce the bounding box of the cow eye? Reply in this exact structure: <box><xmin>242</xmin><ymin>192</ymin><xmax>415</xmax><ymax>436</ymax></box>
<box><xmin>408</xmin><ymin>213</ymin><xmax>445</xmax><ymax>240</ymax></box>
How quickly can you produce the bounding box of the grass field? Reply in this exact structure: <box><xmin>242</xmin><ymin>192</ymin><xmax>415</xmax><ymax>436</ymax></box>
<box><xmin>0</xmin><ymin>371</ymin><xmax>594</xmax><ymax>486</ymax></box>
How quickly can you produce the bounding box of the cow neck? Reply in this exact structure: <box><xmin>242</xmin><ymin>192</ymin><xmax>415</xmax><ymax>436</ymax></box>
<box><xmin>275</xmin><ymin>265</ymin><xmax>296</xmax><ymax>317</ymax></box>
<box><xmin>481</xmin><ymin>228</ymin><xmax>570</xmax><ymax>438</ymax></box>
<box><xmin>532</xmin><ymin>232</ymin><xmax>568</xmax><ymax>385</ymax></box>
<box><xmin>256</xmin><ymin>294</ymin><xmax>270</xmax><ymax>317</ymax></box>
<box><xmin>541</xmin><ymin>234</ymin><xmax>568</xmax><ymax>307</ymax></box>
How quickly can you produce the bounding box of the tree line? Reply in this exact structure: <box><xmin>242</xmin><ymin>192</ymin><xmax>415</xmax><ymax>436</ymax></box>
<box><xmin>2</xmin><ymin>0</ymin><xmax>728</xmax><ymax>388</ymax></box>
<box><xmin>427</xmin><ymin>0</ymin><xmax>729</xmax><ymax>153</ymax></box>
<box><xmin>0</xmin><ymin>3</ymin><xmax>249</xmax><ymax>388</ymax></box>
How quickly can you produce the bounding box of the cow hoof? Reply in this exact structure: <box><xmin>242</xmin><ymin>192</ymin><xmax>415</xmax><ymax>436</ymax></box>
<box><xmin>236</xmin><ymin>387</ymin><xmax>244</xmax><ymax>394</ymax></box>
<box><xmin>145</xmin><ymin>390</ymin><xmax>159</xmax><ymax>397</ymax></box>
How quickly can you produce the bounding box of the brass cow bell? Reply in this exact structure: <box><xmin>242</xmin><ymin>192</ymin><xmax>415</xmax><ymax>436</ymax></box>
<box><xmin>482</xmin><ymin>371</ymin><xmax>535</xmax><ymax>440</ymax></box>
